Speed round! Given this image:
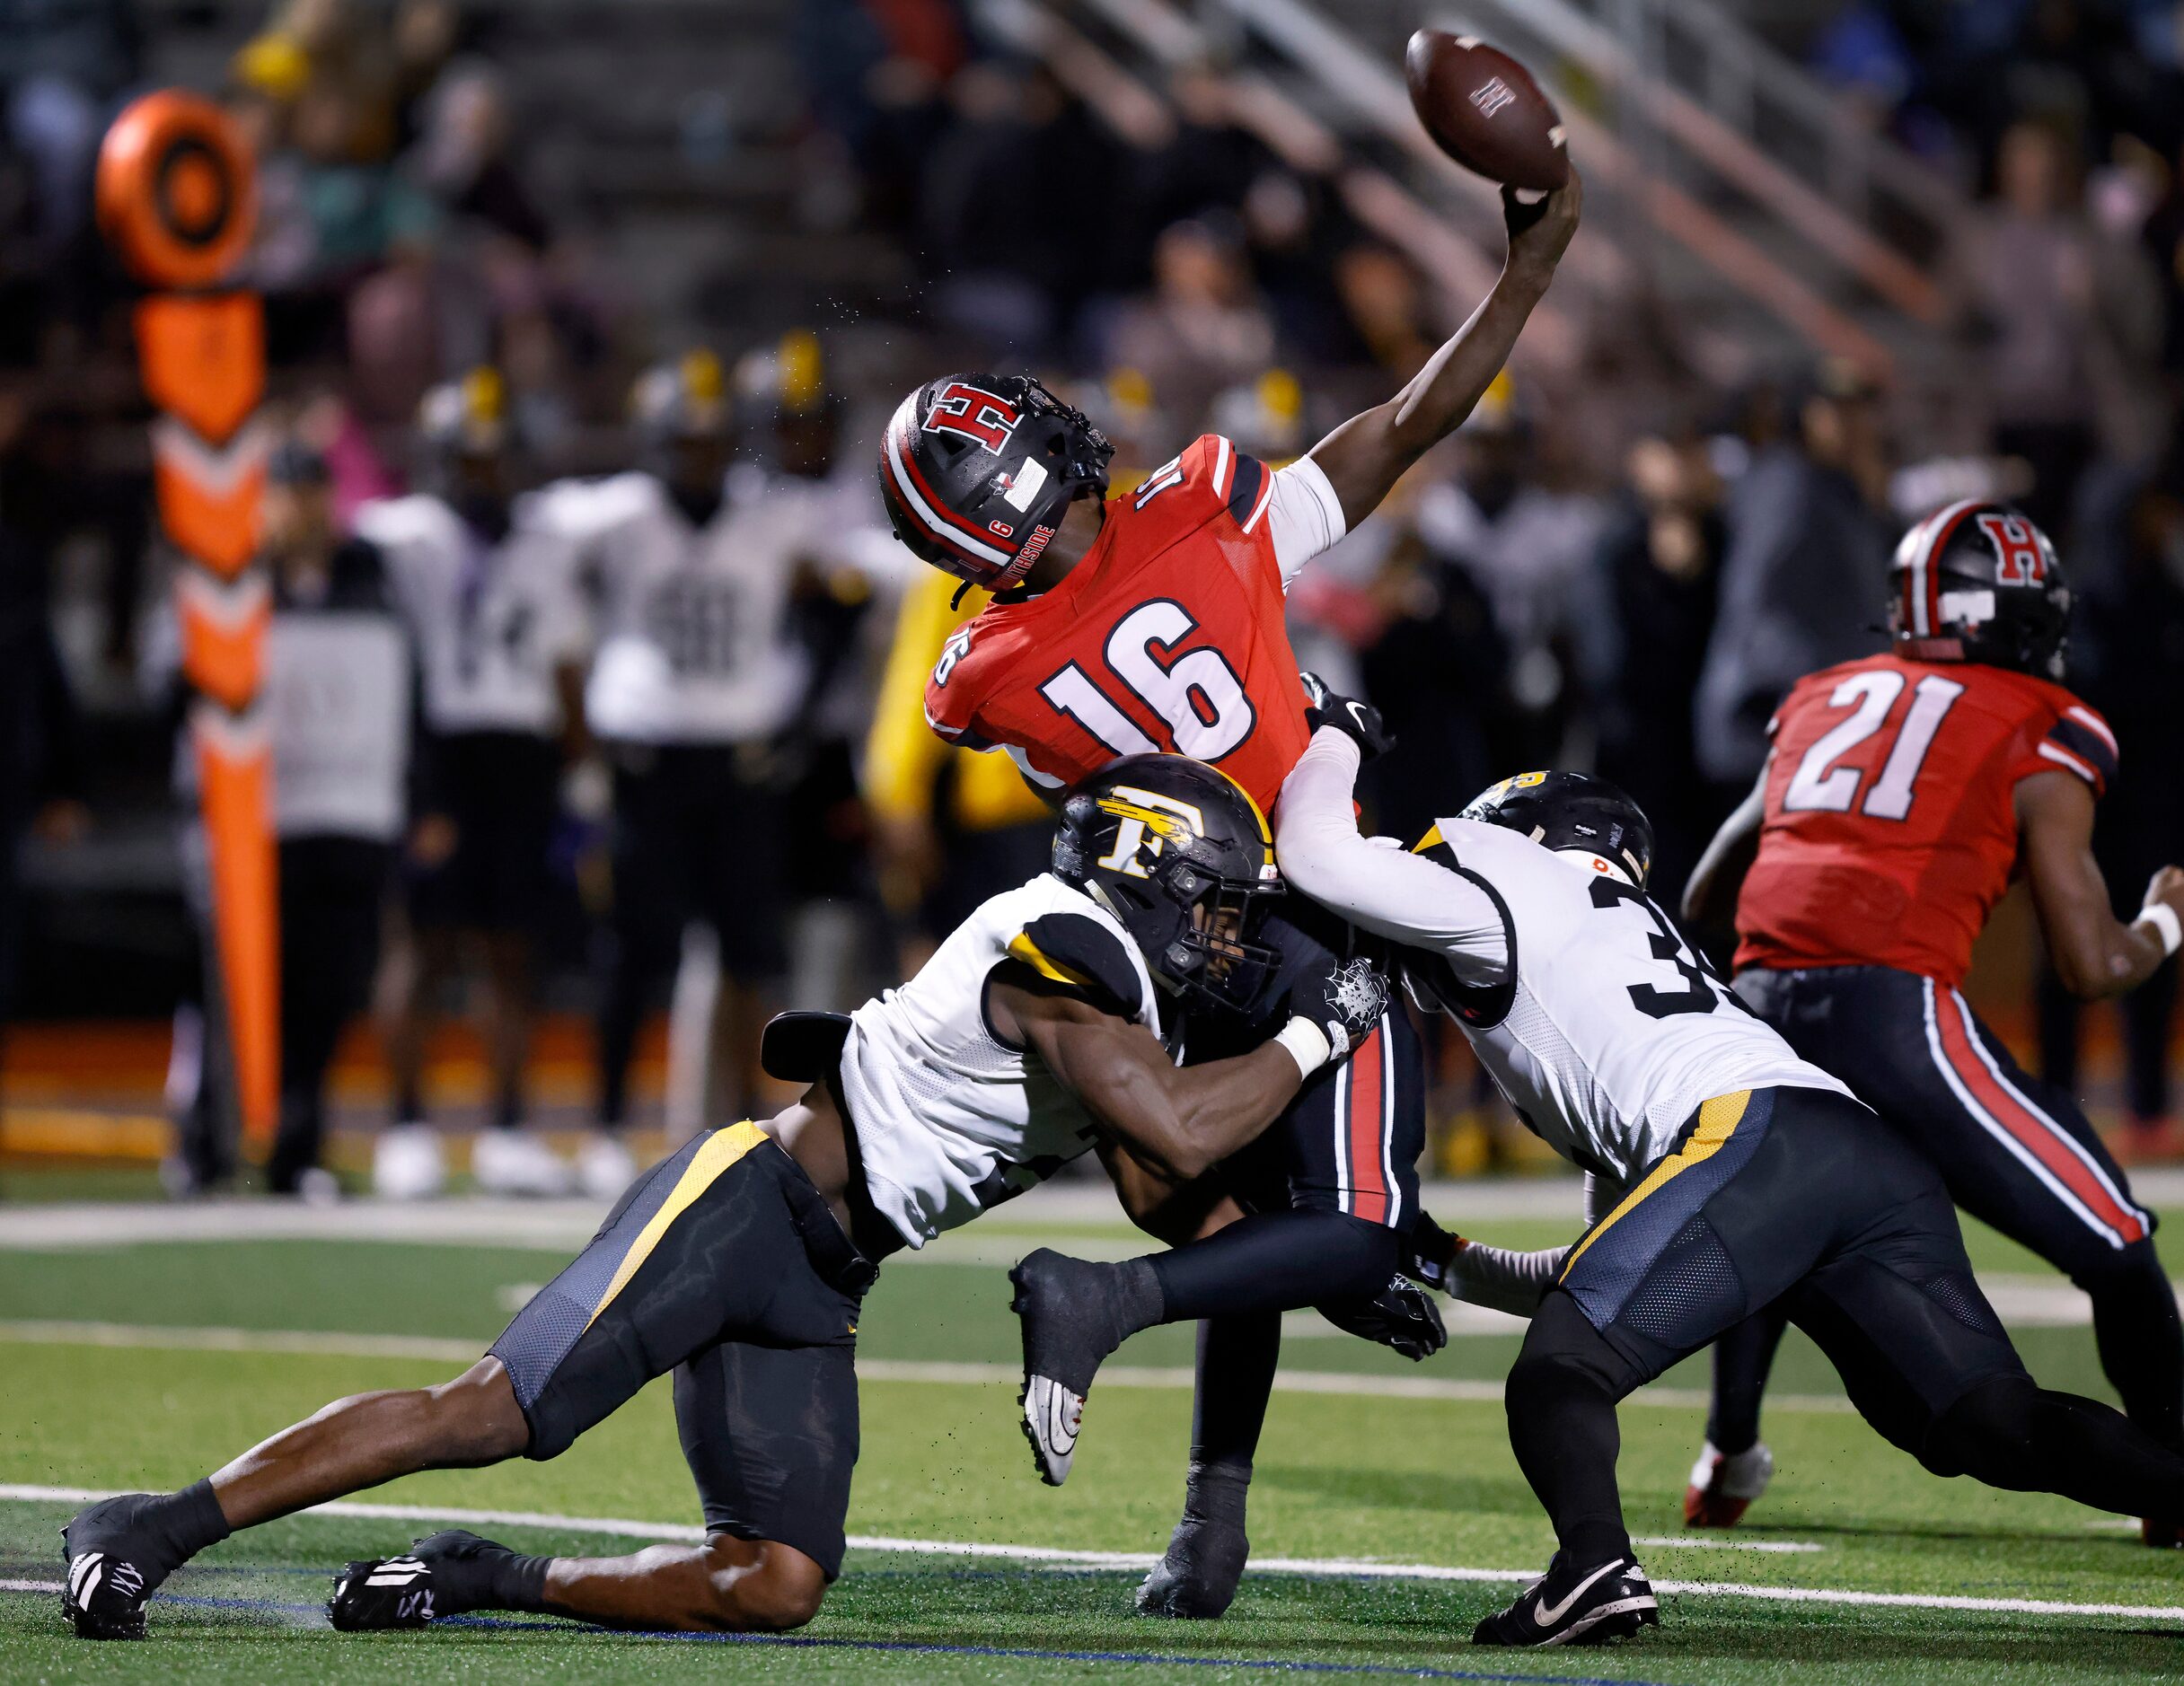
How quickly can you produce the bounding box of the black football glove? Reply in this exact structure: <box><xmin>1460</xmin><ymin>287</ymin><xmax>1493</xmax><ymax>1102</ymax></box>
<box><xmin>1298</xmin><ymin>670</ymin><xmax>1396</xmax><ymax>764</ymax></box>
<box><xmin>1317</xmin><ymin>1275</ymin><xmax>1448</xmax><ymax>1363</ymax></box>
<box><xmin>1293</xmin><ymin>940</ymin><xmax>1391</xmax><ymax>1059</ymax></box>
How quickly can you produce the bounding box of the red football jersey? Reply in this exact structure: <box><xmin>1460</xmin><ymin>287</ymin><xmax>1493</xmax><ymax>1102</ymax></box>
<box><xmin>1735</xmin><ymin>652</ymin><xmax>2118</xmax><ymax>985</ymax></box>
<box><xmin>924</xmin><ymin>435</ymin><xmax>1308</xmax><ymax>815</ymax></box>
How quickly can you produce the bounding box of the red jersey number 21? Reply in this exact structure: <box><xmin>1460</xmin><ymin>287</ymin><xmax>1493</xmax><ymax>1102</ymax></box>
<box><xmin>1783</xmin><ymin>670</ymin><xmax>1965</xmax><ymax>821</ymax></box>
<box><xmin>1038</xmin><ymin>601</ymin><xmax>1257</xmax><ymax>762</ymax></box>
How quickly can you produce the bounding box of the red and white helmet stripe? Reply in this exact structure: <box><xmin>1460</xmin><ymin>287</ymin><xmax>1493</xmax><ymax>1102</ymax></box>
<box><xmin>882</xmin><ymin>393</ymin><xmax>1016</xmax><ymax>573</ymax></box>
<box><xmin>1894</xmin><ymin>497</ymin><xmax>1983</xmax><ymax>638</ymax></box>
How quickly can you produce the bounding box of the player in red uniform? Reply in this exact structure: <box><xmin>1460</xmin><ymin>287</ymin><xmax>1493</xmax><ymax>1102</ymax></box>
<box><xmin>1679</xmin><ymin>499</ymin><xmax>2184</xmax><ymax>1537</ymax></box>
<box><xmin>878</xmin><ymin>179</ymin><xmax>1583</xmax><ymax>1612</ymax></box>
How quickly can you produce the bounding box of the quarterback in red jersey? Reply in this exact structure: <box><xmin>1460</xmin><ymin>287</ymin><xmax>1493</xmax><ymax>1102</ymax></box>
<box><xmin>1680</xmin><ymin>499</ymin><xmax>2184</xmax><ymax>1538</ymax></box>
<box><xmin>889</xmin><ymin>180</ymin><xmax>1581</xmax><ymax>816</ymax></box>
<box><xmin>879</xmin><ymin>178</ymin><xmax>1582</xmax><ymax>1616</ymax></box>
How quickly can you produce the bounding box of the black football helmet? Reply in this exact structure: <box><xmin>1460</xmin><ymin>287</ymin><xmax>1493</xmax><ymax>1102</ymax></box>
<box><xmin>1889</xmin><ymin>499</ymin><xmax>2070</xmax><ymax>681</ymax></box>
<box><xmin>1052</xmin><ymin>755</ymin><xmax>1284</xmax><ymax>1016</ymax></box>
<box><xmin>879</xmin><ymin>373</ymin><xmax>1114</xmax><ymax>592</ymax></box>
<box><xmin>1456</xmin><ymin>770</ymin><xmax>1655</xmax><ymax>887</ymax></box>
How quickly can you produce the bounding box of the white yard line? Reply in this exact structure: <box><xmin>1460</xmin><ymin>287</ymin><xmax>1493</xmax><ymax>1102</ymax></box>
<box><xmin>0</xmin><ymin>1320</ymin><xmax>1859</xmax><ymax>1415</ymax></box>
<box><xmin>0</xmin><ymin>1485</ymin><xmax>2171</xmax><ymax>1621</ymax></box>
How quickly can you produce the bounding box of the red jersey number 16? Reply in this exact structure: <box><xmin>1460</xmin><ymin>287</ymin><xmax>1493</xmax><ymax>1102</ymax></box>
<box><xmin>1037</xmin><ymin>601</ymin><xmax>1257</xmax><ymax>763</ymax></box>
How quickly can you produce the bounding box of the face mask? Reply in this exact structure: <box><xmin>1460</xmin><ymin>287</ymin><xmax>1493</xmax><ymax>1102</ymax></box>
<box><xmin>455</xmin><ymin>489</ymin><xmax>511</xmax><ymax>542</ymax></box>
<box><xmin>669</xmin><ymin>480</ymin><xmax>723</xmax><ymax>527</ymax></box>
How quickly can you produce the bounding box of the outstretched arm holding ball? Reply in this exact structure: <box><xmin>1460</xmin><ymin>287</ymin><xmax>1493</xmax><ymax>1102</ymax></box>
<box><xmin>1305</xmin><ymin>33</ymin><xmax>1581</xmax><ymax>527</ymax></box>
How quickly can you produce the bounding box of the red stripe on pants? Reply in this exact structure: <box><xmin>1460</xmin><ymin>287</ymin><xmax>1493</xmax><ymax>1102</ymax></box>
<box><xmin>1935</xmin><ymin>991</ymin><xmax>2144</xmax><ymax>1243</ymax></box>
<box><xmin>1345</xmin><ymin>1024</ymin><xmax>1388</xmax><ymax>1225</ymax></box>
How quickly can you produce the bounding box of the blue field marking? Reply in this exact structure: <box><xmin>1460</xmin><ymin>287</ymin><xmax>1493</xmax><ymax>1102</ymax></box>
<box><xmin>128</xmin><ymin>1585</ymin><xmax>1678</xmax><ymax>1685</ymax></box>
<box><xmin>447</xmin><ymin>1617</ymin><xmax>1676</xmax><ymax>1684</ymax></box>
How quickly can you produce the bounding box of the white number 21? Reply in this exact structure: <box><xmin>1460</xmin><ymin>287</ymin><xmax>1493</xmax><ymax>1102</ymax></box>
<box><xmin>1782</xmin><ymin>671</ymin><xmax>1963</xmax><ymax>821</ymax></box>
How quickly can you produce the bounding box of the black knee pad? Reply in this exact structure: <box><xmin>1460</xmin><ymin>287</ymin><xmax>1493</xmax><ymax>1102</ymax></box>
<box><xmin>1303</xmin><ymin>1210</ymin><xmax>1403</xmax><ymax>1299</ymax></box>
<box><xmin>1923</xmin><ymin>1373</ymin><xmax>2039</xmax><ymax>1481</ymax></box>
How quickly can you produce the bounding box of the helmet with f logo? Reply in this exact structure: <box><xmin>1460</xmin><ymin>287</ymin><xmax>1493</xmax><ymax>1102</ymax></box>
<box><xmin>1052</xmin><ymin>754</ymin><xmax>1283</xmax><ymax>1016</ymax></box>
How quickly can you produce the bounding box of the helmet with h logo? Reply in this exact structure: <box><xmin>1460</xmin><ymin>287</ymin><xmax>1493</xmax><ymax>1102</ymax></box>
<box><xmin>1889</xmin><ymin>499</ymin><xmax>2071</xmax><ymax>681</ymax></box>
<box><xmin>878</xmin><ymin>373</ymin><xmax>1113</xmax><ymax>593</ymax></box>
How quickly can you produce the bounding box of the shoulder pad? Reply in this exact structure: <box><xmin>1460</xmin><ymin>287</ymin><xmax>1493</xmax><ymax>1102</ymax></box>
<box><xmin>1006</xmin><ymin>912</ymin><xmax>1142</xmax><ymax>1019</ymax></box>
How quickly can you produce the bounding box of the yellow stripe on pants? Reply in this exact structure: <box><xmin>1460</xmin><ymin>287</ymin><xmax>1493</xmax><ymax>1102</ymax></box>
<box><xmin>1560</xmin><ymin>1091</ymin><xmax>1753</xmax><ymax>1281</ymax></box>
<box><xmin>585</xmin><ymin>1121</ymin><xmax>768</xmax><ymax>1330</ymax></box>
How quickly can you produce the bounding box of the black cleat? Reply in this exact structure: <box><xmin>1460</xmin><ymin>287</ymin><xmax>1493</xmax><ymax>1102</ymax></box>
<box><xmin>1472</xmin><ymin>1554</ymin><xmax>1659</xmax><ymax>1647</ymax></box>
<box><xmin>328</xmin><ymin>1529</ymin><xmax>510</xmax><ymax>1630</ymax></box>
<box><xmin>61</xmin><ymin>1495</ymin><xmax>177</xmax><ymax>1640</ymax></box>
<box><xmin>1136</xmin><ymin>1515</ymin><xmax>1249</xmax><ymax>1619</ymax></box>
<box><xmin>1008</xmin><ymin>1249</ymin><xmax>1139</xmax><ymax>1487</ymax></box>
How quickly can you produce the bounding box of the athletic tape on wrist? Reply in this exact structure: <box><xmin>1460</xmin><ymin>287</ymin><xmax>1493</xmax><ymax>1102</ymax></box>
<box><xmin>1273</xmin><ymin>1014</ymin><xmax>1333</xmax><ymax>1078</ymax></box>
<box><xmin>2137</xmin><ymin>900</ymin><xmax>2182</xmax><ymax>958</ymax></box>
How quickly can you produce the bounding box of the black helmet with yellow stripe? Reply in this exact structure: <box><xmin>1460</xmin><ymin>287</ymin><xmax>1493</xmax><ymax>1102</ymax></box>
<box><xmin>1456</xmin><ymin>769</ymin><xmax>1655</xmax><ymax>888</ymax></box>
<box><xmin>1052</xmin><ymin>754</ymin><xmax>1284</xmax><ymax>1017</ymax></box>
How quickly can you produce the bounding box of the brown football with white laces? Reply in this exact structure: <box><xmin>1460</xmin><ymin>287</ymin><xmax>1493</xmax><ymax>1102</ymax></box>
<box><xmin>1404</xmin><ymin>31</ymin><xmax>1569</xmax><ymax>194</ymax></box>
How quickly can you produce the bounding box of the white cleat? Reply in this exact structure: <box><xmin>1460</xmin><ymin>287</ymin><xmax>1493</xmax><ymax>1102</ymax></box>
<box><xmin>1684</xmin><ymin>1439</ymin><xmax>1774</xmax><ymax>1527</ymax></box>
<box><xmin>471</xmin><ymin>1128</ymin><xmax>573</xmax><ymax>1198</ymax></box>
<box><xmin>575</xmin><ymin>1132</ymin><xmax>638</xmax><ymax>1202</ymax></box>
<box><xmin>373</xmin><ymin>1123</ymin><xmax>447</xmax><ymax>1201</ymax></box>
<box><xmin>1019</xmin><ymin>1373</ymin><xmax>1084</xmax><ymax>1487</ymax></box>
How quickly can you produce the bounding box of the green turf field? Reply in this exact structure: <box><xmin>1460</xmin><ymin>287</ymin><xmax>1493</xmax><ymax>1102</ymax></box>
<box><xmin>4</xmin><ymin>1189</ymin><xmax>2184</xmax><ymax>1682</ymax></box>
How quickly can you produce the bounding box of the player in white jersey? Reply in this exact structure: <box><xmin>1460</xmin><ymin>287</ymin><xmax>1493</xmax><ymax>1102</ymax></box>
<box><xmin>547</xmin><ymin>350</ymin><xmax>841</xmax><ymax>1169</ymax></box>
<box><xmin>1266</xmin><ymin>710</ymin><xmax>2184</xmax><ymax>1647</ymax></box>
<box><xmin>357</xmin><ymin>370</ymin><xmax>590</xmax><ymax>1199</ymax></box>
<box><xmin>60</xmin><ymin>756</ymin><xmax>1394</xmax><ymax>1642</ymax></box>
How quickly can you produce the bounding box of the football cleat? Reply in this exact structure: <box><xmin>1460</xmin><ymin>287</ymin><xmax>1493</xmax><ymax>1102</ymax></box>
<box><xmin>1683</xmin><ymin>1439</ymin><xmax>1774</xmax><ymax>1528</ymax></box>
<box><xmin>328</xmin><ymin>1529</ymin><xmax>511</xmax><ymax>1630</ymax></box>
<box><xmin>1471</xmin><ymin>1553</ymin><xmax>1659</xmax><ymax>1647</ymax></box>
<box><xmin>575</xmin><ymin>1132</ymin><xmax>638</xmax><ymax>1202</ymax></box>
<box><xmin>1136</xmin><ymin>1515</ymin><xmax>1249</xmax><ymax>1619</ymax></box>
<box><xmin>1019</xmin><ymin>1373</ymin><xmax>1084</xmax><ymax>1487</ymax></box>
<box><xmin>471</xmin><ymin>1128</ymin><xmax>573</xmax><ymax>1198</ymax></box>
<box><xmin>60</xmin><ymin>1495</ymin><xmax>172</xmax><ymax>1640</ymax></box>
<box><xmin>1009</xmin><ymin>1249</ymin><xmax>1135</xmax><ymax>1487</ymax></box>
<box><xmin>2141</xmin><ymin>1516</ymin><xmax>2184</xmax><ymax>1549</ymax></box>
<box><xmin>373</xmin><ymin>1122</ymin><xmax>447</xmax><ymax>1201</ymax></box>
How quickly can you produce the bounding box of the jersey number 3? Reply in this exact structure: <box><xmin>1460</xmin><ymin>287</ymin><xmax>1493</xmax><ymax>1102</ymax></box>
<box><xmin>1038</xmin><ymin>601</ymin><xmax>1256</xmax><ymax>762</ymax></box>
<box><xmin>1590</xmin><ymin>876</ymin><xmax>1743</xmax><ymax>1020</ymax></box>
<box><xmin>1782</xmin><ymin>670</ymin><xmax>1965</xmax><ymax>821</ymax></box>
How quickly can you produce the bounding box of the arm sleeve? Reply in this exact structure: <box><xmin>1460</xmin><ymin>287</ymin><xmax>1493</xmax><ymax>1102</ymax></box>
<box><xmin>1444</xmin><ymin>1238</ymin><xmax>1572</xmax><ymax>1318</ymax></box>
<box><xmin>1273</xmin><ymin>728</ymin><xmax>1510</xmax><ymax>979</ymax></box>
<box><xmin>1265</xmin><ymin>455</ymin><xmax>1347</xmax><ymax>589</ymax></box>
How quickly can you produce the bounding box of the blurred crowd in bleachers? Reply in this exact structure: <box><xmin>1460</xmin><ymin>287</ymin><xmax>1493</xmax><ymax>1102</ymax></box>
<box><xmin>3</xmin><ymin>0</ymin><xmax>2183</xmax><ymax>1189</ymax></box>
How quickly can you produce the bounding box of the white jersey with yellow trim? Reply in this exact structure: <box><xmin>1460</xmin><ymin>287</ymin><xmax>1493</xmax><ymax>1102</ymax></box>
<box><xmin>842</xmin><ymin>873</ymin><xmax>1160</xmax><ymax>1248</ymax></box>
<box><xmin>1276</xmin><ymin>730</ymin><xmax>1851</xmax><ymax>1185</ymax></box>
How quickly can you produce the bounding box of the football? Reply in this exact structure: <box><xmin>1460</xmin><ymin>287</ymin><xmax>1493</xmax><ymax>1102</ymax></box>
<box><xmin>1404</xmin><ymin>31</ymin><xmax>1569</xmax><ymax>194</ymax></box>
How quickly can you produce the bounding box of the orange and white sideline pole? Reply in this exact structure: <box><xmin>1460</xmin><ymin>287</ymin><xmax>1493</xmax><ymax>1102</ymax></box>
<box><xmin>96</xmin><ymin>92</ymin><xmax>279</xmax><ymax>1152</ymax></box>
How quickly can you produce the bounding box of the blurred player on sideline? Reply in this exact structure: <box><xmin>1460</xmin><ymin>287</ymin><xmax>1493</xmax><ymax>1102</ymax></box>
<box><xmin>1679</xmin><ymin>503</ymin><xmax>2184</xmax><ymax>1539</ymax></box>
<box><xmin>357</xmin><ymin>369</ymin><xmax>591</xmax><ymax>1200</ymax></box>
<box><xmin>888</xmin><ymin>175</ymin><xmax>1581</xmax><ymax>1613</ymax></box>
<box><xmin>548</xmin><ymin>350</ymin><xmax>815</xmax><ymax>1190</ymax></box>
